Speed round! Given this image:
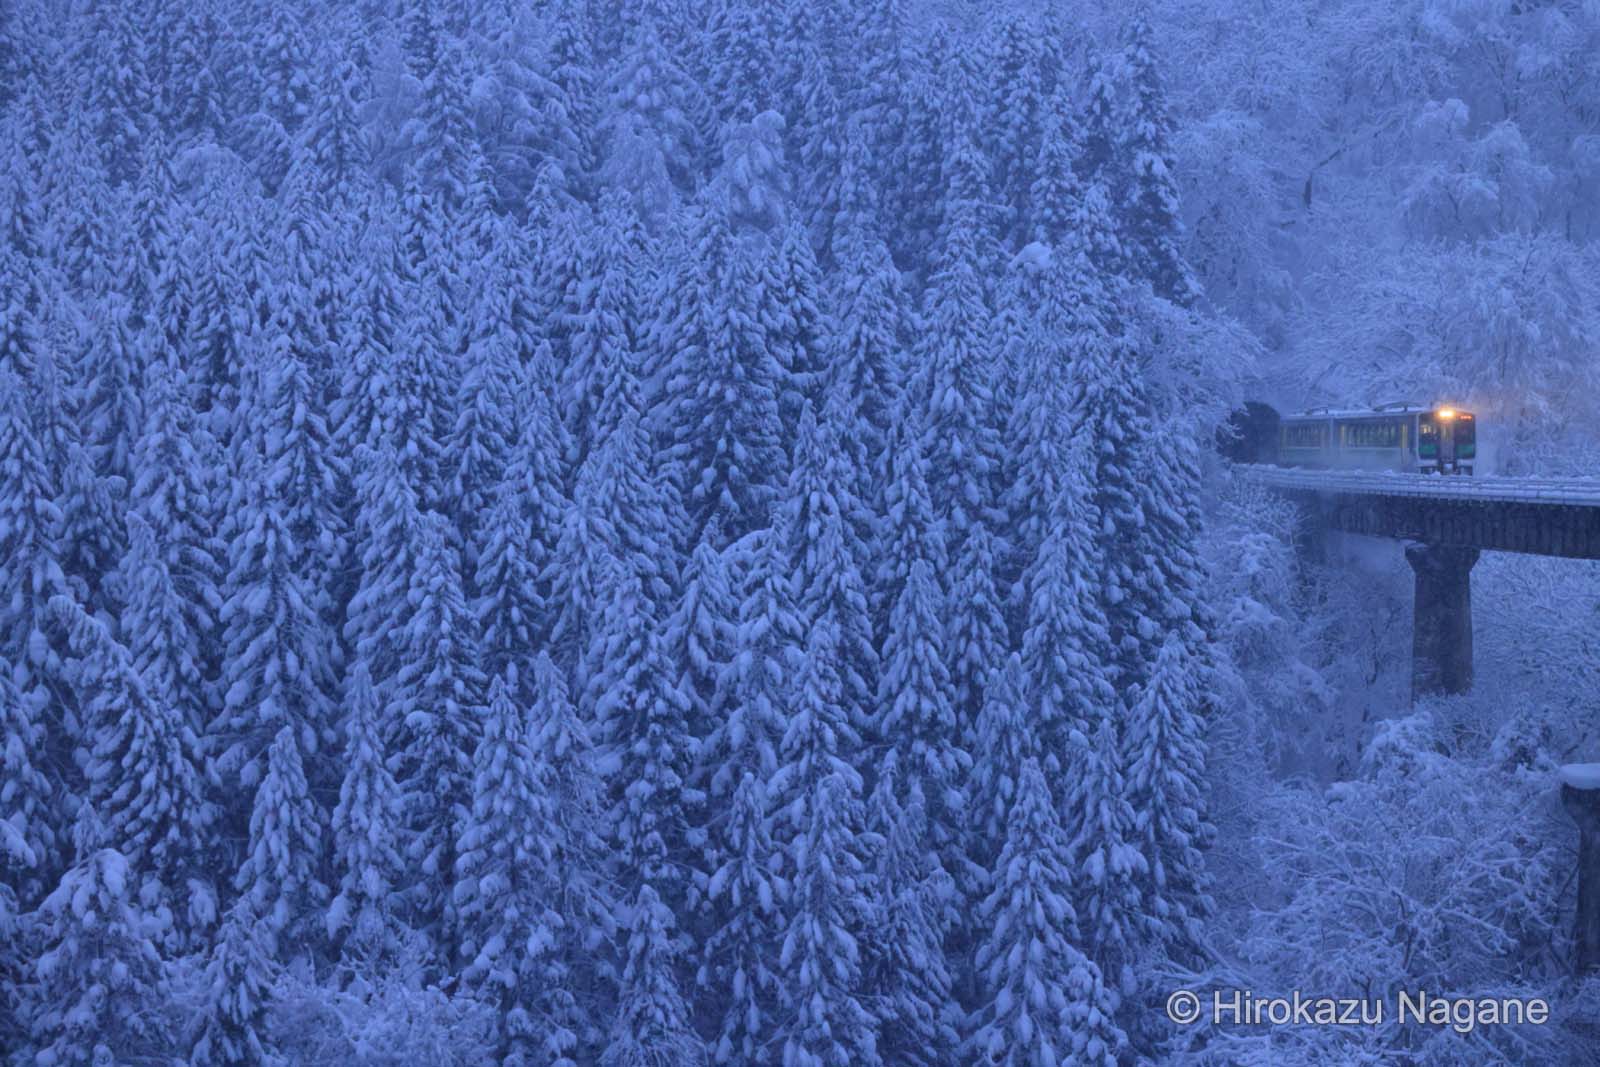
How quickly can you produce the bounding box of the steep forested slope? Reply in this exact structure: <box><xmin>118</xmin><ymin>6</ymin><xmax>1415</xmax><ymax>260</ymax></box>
<box><xmin>0</xmin><ymin>2</ymin><xmax>1218</xmax><ymax>1064</ymax></box>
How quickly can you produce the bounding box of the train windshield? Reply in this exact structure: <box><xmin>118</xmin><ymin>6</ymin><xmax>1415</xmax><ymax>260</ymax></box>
<box><xmin>1454</xmin><ymin>413</ymin><xmax>1476</xmax><ymax>457</ymax></box>
<box><xmin>1418</xmin><ymin>416</ymin><xmax>1439</xmax><ymax>457</ymax></box>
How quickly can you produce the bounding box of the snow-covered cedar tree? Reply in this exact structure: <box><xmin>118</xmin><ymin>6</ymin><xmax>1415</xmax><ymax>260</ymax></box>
<box><xmin>602</xmin><ymin>881</ymin><xmax>706</xmax><ymax>1067</ymax></box>
<box><xmin>115</xmin><ymin>510</ymin><xmax>209</xmax><ymax>753</ymax></box>
<box><xmin>24</xmin><ymin>820</ymin><xmax>173</xmax><ymax>1066</ymax></box>
<box><xmin>0</xmin><ymin>653</ymin><xmax>55</xmax><ymax>906</ymax></box>
<box><xmin>446</xmin><ymin>279</ymin><xmax>518</xmax><ymax>565</ymax></box>
<box><xmin>190</xmin><ymin>899</ymin><xmax>279</xmax><ymax>1067</ymax></box>
<box><xmin>473</xmin><ymin>345</ymin><xmax>570</xmax><ymax>683</ymax></box>
<box><xmin>872</xmin><ymin>418</ymin><xmax>945</xmax><ymax>643</ymax></box>
<box><xmin>342</xmin><ymin>442</ymin><xmax>426</xmax><ymax>699</ymax></box>
<box><xmin>1116</xmin><ymin>11</ymin><xmax>1202</xmax><ymax>308</ymax></box>
<box><xmin>775</xmin><ymin>774</ymin><xmax>880</xmax><ymax>1067</ymax></box>
<box><xmin>877</xmin><ymin>557</ymin><xmax>969</xmax><ymax>875</ymax></box>
<box><xmin>1057</xmin><ymin>265</ymin><xmax>1155</xmax><ymax>692</ymax></box>
<box><xmin>524</xmin><ymin>650</ymin><xmax>614</xmax><ymax>1055</ymax></box>
<box><xmin>391</xmin><ymin>512</ymin><xmax>486</xmax><ymax>933</ymax></box>
<box><xmin>700</xmin><ymin>518</ymin><xmax>798</xmax><ymax>892</ymax></box>
<box><xmin>0</xmin><ymin>372</ymin><xmax>69</xmax><ymax>715</ymax></box>
<box><xmin>784</xmin><ymin>403</ymin><xmax>877</xmax><ymax>740</ymax></box>
<box><xmin>600</xmin><ymin>17</ymin><xmax>701</xmax><ymax>221</ymax></box>
<box><xmin>215</xmin><ymin>482</ymin><xmax>337</xmax><ymax>796</ymax></box>
<box><xmin>47</xmin><ymin>595</ymin><xmax>216</xmax><ymax>949</ymax></box>
<box><xmin>946</xmin><ymin>519</ymin><xmax>1007</xmax><ymax>754</ymax></box>
<box><xmin>655</xmin><ymin>206</ymin><xmax>788</xmax><ymax>547</ymax></box>
<box><xmin>1017</xmin><ymin>466</ymin><xmax>1117</xmax><ymax>793</ymax></box>
<box><xmin>1001</xmin><ymin>341</ymin><xmax>1080</xmax><ymax>598</ymax></box>
<box><xmin>768</xmin><ymin>619</ymin><xmax>864</xmax><ymax>851</ymax></box>
<box><xmin>326</xmin><ymin>661</ymin><xmax>406</xmax><ymax>967</ymax></box>
<box><xmin>245</xmin><ymin>290</ymin><xmax>349</xmax><ymax>602</ymax></box>
<box><xmin>983</xmin><ymin>15</ymin><xmax>1047</xmax><ymax>245</ymax></box>
<box><xmin>910</xmin><ymin>191</ymin><xmax>1005</xmax><ymax>554</ymax></box>
<box><xmin>1124</xmin><ymin>633</ymin><xmax>1214</xmax><ymax>961</ymax></box>
<box><xmin>1</xmin><ymin>654</ymin><xmax>48</xmax><ymax>1052</ymax></box>
<box><xmin>77</xmin><ymin>297</ymin><xmax>147</xmax><ymax>486</ymax></box>
<box><xmin>700</xmin><ymin>771</ymin><xmax>783</xmax><ymax>1065</ymax></box>
<box><xmin>967</xmin><ymin>653</ymin><xmax>1034</xmax><ymax>871</ymax></box>
<box><xmin>1067</xmin><ymin>715</ymin><xmax>1147</xmax><ymax>1004</ymax></box>
<box><xmin>823</xmin><ymin>229</ymin><xmax>903</xmax><ymax>494</ymax></box>
<box><xmin>765</xmin><ymin>221</ymin><xmax>831</xmax><ymax>437</ymax></box>
<box><xmin>969</xmin><ymin>758</ymin><xmax>1124</xmax><ymax>1067</ymax></box>
<box><xmin>453</xmin><ymin>674</ymin><xmax>571</xmax><ymax>1065</ymax></box>
<box><xmin>124</xmin><ymin>355</ymin><xmax>223</xmax><ymax>694</ymax></box>
<box><xmin>560</xmin><ymin>408</ymin><xmax>679</xmax><ymax>686</ymax></box>
<box><xmin>558</xmin><ymin>195</ymin><xmax>643</xmax><ymax>467</ymax></box>
<box><xmin>663</xmin><ymin>536</ymin><xmax>737</xmax><ymax>755</ymax></box>
<box><xmin>234</xmin><ymin>724</ymin><xmax>327</xmax><ymax>960</ymax></box>
<box><xmin>861</xmin><ymin>755</ymin><xmax>958</xmax><ymax>1067</ymax></box>
<box><xmin>586</xmin><ymin>559</ymin><xmax>698</xmax><ymax>907</ymax></box>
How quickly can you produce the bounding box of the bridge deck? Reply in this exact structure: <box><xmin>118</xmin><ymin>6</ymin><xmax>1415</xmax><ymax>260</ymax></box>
<box><xmin>1241</xmin><ymin>465</ymin><xmax>1600</xmax><ymax>559</ymax></box>
<box><xmin>1240</xmin><ymin>466</ymin><xmax>1600</xmax><ymax>507</ymax></box>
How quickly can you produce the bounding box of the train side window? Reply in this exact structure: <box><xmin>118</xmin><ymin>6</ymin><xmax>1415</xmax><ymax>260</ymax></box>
<box><xmin>1343</xmin><ymin>421</ymin><xmax>1399</xmax><ymax>447</ymax></box>
<box><xmin>1284</xmin><ymin>423</ymin><xmax>1325</xmax><ymax>448</ymax></box>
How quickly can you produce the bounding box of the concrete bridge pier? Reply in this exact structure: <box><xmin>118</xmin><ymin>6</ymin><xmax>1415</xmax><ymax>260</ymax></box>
<box><xmin>1404</xmin><ymin>542</ymin><xmax>1479</xmax><ymax>701</ymax></box>
<box><xmin>1561</xmin><ymin>771</ymin><xmax>1600</xmax><ymax>975</ymax></box>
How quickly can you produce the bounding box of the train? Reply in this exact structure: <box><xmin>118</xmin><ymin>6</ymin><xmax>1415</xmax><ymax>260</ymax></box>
<box><xmin>1222</xmin><ymin>401</ymin><xmax>1477</xmax><ymax>475</ymax></box>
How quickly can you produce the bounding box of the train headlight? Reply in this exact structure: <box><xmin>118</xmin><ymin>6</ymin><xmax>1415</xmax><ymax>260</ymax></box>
<box><xmin>1437</xmin><ymin>408</ymin><xmax>1456</xmax><ymax>419</ymax></box>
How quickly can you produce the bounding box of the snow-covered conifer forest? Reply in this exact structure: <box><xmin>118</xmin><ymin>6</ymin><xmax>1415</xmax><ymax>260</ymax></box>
<box><xmin>2</xmin><ymin>1</ymin><xmax>1599</xmax><ymax>1064</ymax></box>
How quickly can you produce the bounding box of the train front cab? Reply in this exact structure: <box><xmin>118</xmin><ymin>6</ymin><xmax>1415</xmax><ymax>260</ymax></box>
<box><xmin>1417</xmin><ymin>408</ymin><xmax>1475</xmax><ymax>474</ymax></box>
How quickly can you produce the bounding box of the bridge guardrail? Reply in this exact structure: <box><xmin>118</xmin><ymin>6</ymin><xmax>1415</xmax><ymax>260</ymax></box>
<box><xmin>1238</xmin><ymin>465</ymin><xmax>1600</xmax><ymax>508</ymax></box>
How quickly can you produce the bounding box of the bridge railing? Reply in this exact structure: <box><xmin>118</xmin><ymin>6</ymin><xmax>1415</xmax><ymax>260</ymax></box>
<box><xmin>1238</xmin><ymin>465</ymin><xmax>1600</xmax><ymax>507</ymax></box>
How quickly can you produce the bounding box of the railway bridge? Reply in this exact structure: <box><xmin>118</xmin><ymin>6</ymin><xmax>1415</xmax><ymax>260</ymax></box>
<box><xmin>1241</xmin><ymin>466</ymin><xmax>1600</xmax><ymax>701</ymax></box>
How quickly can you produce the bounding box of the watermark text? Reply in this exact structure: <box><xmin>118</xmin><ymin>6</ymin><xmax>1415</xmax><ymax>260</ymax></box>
<box><xmin>1164</xmin><ymin>988</ymin><xmax>1549</xmax><ymax>1035</ymax></box>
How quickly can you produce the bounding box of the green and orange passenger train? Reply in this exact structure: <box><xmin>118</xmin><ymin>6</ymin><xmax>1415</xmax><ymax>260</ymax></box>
<box><xmin>1224</xmin><ymin>401</ymin><xmax>1477</xmax><ymax>475</ymax></box>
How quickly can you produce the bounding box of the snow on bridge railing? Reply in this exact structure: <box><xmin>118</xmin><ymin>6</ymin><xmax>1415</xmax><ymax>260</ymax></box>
<box><xmin>1238</xmin><ymin>465</ymin><xmax>1600</xmax><ymax>507</ymax></box>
